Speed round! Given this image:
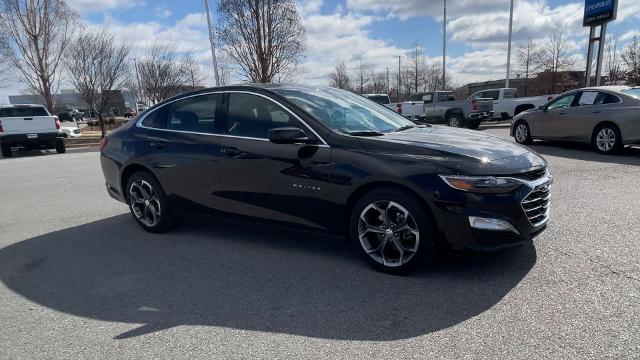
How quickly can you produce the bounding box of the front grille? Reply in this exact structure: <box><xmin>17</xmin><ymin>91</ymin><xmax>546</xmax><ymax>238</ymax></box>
<box><xmin>522</xmin><ymin>183</ymin><xmax>551</xmax><ymax>226</ymax></box>
<box><xmin>508</xmin><ymin>167</ymin><xmax>548</xmax><ymax>181</ymax></box>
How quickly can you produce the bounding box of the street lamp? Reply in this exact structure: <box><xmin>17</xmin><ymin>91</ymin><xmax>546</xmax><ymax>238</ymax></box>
<box><xmin>505</xmin><ymin>0</ymin><xmax>514</xmax><ymax>88</ymax></box>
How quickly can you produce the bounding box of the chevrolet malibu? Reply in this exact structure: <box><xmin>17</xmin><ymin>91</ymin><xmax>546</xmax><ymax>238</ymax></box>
<box><xmin>100</xmin><ymin>85</ymin><xmax>552</xmax><ymax>274</ymax></box>
<box><xmin>511</xmin><ymin>86</ymin><xmax>640</xmax><ymax>154</ymax></box>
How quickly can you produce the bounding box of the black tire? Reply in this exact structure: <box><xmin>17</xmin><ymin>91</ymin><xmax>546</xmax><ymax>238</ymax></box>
<box><xmin>466</xmin><ymin>119</ymin><xmax>481</xmax><ymax>129</ymax></box>
<box><xmin>1</xmin><ymin>142</ymin><xmax>12</xmax><ymax>158</ymax></box>
<box><xmin>350</xmin><ymin>187</ymin><xmax>435</xmax><ymax>275</ymax></box>
<box><xmin>592</xmin><ymin>124</ymin><xmax>622</xmax><ymax>155</ymax></box>
<box><xmin>125</xmin><ymin>171</ymin><xmax>179</xmax><ymax>233</ymax></box>
<box><xmin>55</xmin><ymin>139</ymin><xmax>66</xmax><ymax>154</ymax></box>
<box><xmin>446</xmin><ymin>113</ymin><xmax>462</xmax><ymax>127</ymax></box>
<box><xmin>513</xmin><ymin>121</ymin><xmax>532</xmax><ymax>145</ymax></box>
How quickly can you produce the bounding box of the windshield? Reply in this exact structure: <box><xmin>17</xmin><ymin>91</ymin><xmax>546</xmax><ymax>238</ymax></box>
<box><xmin>274</xmin><ymin>87</ymin><xmax>414</xmax><ymax>134</ymax></box>
<box><xmin>621</xmin><ymin>88</ymin><xmax>640</xmax><ymax>99</ymax></box>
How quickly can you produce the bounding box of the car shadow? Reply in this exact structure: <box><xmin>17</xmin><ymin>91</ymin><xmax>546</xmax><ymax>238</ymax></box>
<box><xmin>0</xmin><ymin>214</ymin><xmax>536</xmax><ymax>341</ymax></box>
<box><xmin>529</xmin><ymin>140</ymin><xmax>640</xmax><ymax>166</ymax></box>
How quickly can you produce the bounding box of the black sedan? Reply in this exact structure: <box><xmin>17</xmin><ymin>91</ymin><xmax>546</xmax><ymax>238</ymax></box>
<box><xmin>100</xmin><ymin>84</ymin><xmax>552</xmax><ymax>274</ymax></box>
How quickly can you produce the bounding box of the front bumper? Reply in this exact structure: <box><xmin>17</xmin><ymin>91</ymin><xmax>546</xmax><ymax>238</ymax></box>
<box><xmin>469</xmin><ymin>111</ymin><xmax>493</xmax><ymax>120</ymax></box>
<box><xmin>430</xmin><ymin>173</ymin><xmax>552</xmax><ymax>251</ymax></box>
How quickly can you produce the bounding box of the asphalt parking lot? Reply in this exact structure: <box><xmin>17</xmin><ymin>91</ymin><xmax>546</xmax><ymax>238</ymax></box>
<box><xmin>1</xmin><ymin>126</ymin><xmax>639</xmax><ymax>359</ymax></box>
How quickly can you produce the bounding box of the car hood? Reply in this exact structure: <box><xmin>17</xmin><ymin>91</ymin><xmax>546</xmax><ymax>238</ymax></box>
<box><xmin>356</xmin><ymin>126</ymin><xmax>546</xmax><ymax>174</ymax></box>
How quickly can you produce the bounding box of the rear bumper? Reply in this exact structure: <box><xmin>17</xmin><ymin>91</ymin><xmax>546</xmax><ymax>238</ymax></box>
<box><xmin>468</xmin><ymin>111</ymin><xmax>493</xmax><ymax>120</ymax></box>
<box><xmin>0</xmin><ymin>132</ymin><xmax>63</xmax><ymax>145</ymax></box>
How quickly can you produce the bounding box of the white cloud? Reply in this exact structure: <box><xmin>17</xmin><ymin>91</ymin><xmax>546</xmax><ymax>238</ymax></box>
<box><xmin>67</xmin><ymin>0</ymin><xmax>144</xmax><ymax>12</ymax></box>
<box><xmin>346</xmin><ymin>0</ymin><xmax>506</xmax><ymax>19</ymax></box>
<box><xmin>155</xmin><ymin>6</ymin><xmax>172</xmax><ymax>19</ymax></box>
<box><xmin>619</xmin><ymin>30</ymin><xmax>640</xmax><ymax>42</ymax></box>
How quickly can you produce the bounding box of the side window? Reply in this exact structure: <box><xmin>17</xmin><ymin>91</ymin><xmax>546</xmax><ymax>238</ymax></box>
<box><xmin>484</xmin><ymin>90</ymin><xmax>500</xmax><ymax>100</ymax></box>
<box><xmin>503</xmin><ymin>89</ymin><xmax>516</xmax><ymax>99</ymax></box>
<box><xmin>166</xmin><ymin>94</ymin><xmax>220</xmax><ymax>133</ymax></box>
<box><xmin>141</xmin><ymin>108</ymin><xmax>166</xmax><ymax>129</ymax></box>
<box><xmin>423</xmin><ymin>93</ymin><xmax>433</xmax><ymax>104</ymax></box>
<box><xmin>547</xmin><ymin>93</ymin><xmax>577</xmax><ymax>110</ymax></box>
<box><xmin>226</xmin><ymin>93</ymin><xmax>300</xmax><ymax>139</ymax></box>
<box><xmin>577</xmin><ymin>91</ymin><xmax>598</xmax><ymax>106</ymax></box>
<box><xmin>594</xmin><ymin>92</ymin><xmax>621</xmax><ymax>105</ymax></box>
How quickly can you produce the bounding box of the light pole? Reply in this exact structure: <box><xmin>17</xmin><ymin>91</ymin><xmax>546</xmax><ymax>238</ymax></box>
<box><xmin>442</xmin><ymin>0</ymin><xmax>447</xmax><ymax>90</ymax></box>
<box><xmin>204</xmin><ymin>0</ymin><xmax>220</xmax><ymax>86</ymax></box>
<box><xmin>505</xmin><ymin>0</ymin><xmax>514</xmax><ymax>88</ymax></box>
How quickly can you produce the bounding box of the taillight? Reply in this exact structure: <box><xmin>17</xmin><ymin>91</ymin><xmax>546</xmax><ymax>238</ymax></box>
<box><xmin>0</xmin><ymin>120</ymin><xmax>4</xmax><ymax>132</ymax></box>
<box><xmin>472</xmin><ymin>99</ymin><xmax>478</xmax><ymax>111</ymax></box>
<box><xmin>396</xmin><ymin>103</ymin><xmax>402</xmax><ymax>114</ymax></box>
<box><xmin>54</xmin><ymin>116</ymin><xmax>61</xmax><ymax>129</ymax></box>
<box><xmin>99</xmin><ymin>137</ymin><xmax>108</xmax><ymax>152</ymax></box>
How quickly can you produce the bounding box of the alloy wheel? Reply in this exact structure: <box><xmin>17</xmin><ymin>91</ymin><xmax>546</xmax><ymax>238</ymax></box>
<box><xmin>129</xmin><ymin>179</ymin><xmax>162</xmax><ymax>227</ymax></box>
<box><xmin>596</xmin><ymin>128</ymin><xmax>616</xmax><ymax>152</ymax></box>
<box><xmin>358</xmin><ymin>200</ymin><xmax>420</xmax><ymax>267</ymax></box>
<box><xmin>515</xmin><ymin>123</ymin><xmax>528</xmax><ymax>143</ymax></box>
<box><xmin>448</xmin><ymin>117</ymin><xmax>460</xmax><ymax>127</ymax></box>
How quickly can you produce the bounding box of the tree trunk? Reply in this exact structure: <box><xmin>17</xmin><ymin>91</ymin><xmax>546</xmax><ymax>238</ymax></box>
<box><xmin>98</xmin><ymin>114</ymin><xmax>107</xmax><ymax>138</ymax></box>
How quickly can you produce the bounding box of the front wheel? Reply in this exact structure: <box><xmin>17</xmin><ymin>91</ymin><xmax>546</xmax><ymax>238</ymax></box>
<box><xmin>514</xmin><ymin>121</ymin><xmax>532</xmax><ymax>145</ymax></box>
<box><xmin>592</xmin><ymin>125</ymin><xmax>622</xmax><ymax>154</ymax></box>
<box><xmin>350</xmin><ymin>188</ymin><xmax>435</xmax><ymax>274</ymax></box>
<box><xmin>126</xmin><ymin>171</ymin><xmax>179</xmax><ymax>233</ymax></box>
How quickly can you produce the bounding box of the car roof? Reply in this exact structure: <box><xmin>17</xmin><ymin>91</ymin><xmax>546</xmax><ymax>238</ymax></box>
<box><xmin>579</xmin><ymin>85</ymin><xmax>633</xmax><ymax>93</ymax></box>
<box><xmin>362</xmin><ymin>94</ymin><xmax>388</xmax><ymax>96</ymax></box>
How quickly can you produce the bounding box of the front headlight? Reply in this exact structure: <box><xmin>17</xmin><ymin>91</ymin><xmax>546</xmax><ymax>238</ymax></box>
<box><xmin>439</xmin><ymin>175</ymin><xmax>523</xmax><ymax>194</ymax></box>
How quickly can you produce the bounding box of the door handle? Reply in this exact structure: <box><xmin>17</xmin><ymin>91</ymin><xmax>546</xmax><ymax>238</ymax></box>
<box><xmin>148</xmin><ymin>141</ymin><xmax>167</xmax><ymax>149</ymax></box>
<box><xmin>592</xmin><ymin>111</ymin><xmax>602</xmax><ymax>114</ymax></box>
<box><xmin>220</xmin><ymin>147</ymin><xmax>242</xmax><ymax>157</ymax></box>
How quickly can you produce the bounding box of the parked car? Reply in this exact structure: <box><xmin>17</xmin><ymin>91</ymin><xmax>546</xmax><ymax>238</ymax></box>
<box><xmin>61</xmin><ymin>126</ymin><xmax>82</xmax><ymax>138</ymax></box>
<box><xmin>511</xmin><ymin>86</ymin><xmax>640</xmax><ymax>154</ymax></box>
<box><xmin>100</xmin><ymin>85</ymin><xmax>552</xmax><ymax>274</ymax></box>
<box><xmin>57</xmin><ymin>109</ymin><xmax>84</xmax><ymax>122</ymax></box>
<box><xmin>468</xmin><ymin>88</ymin><xmax>554</xmax><ymax>119</ymax></box>
<box><xmin>362</xmin><ymin>94</ymin><xmax>391</xmax><ymax>105</ymax></box>
<box><xmin>0</xmin><ymin>104</ymin><xmax>65</xmax><ymax>157</ymax></box>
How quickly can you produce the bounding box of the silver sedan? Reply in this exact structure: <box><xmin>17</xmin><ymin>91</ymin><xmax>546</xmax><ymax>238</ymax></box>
<box><xmin>510</xmin><ymin>86</ymin><xmax>640</xmax><ymax>154</ymax></box>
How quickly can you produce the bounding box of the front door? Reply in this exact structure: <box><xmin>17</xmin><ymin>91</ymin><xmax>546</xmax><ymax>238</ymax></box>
<box><xmin>531</xmin><ymin>91</ymin><xmax>578</xmax><ymax>139</ymax></box>
<box><xmin>217</xmin><ymin>92</ymin><xmax>334</xmax><ymax>231</ymax></box>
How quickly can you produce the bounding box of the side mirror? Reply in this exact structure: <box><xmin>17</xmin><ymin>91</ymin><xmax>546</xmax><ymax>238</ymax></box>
<box><xmin>268</xmin><ymin>127</ymin><xmax>314</xmax><ymax>144</ymax></box>
<box><xmin>539</xmin><ymin>105</ymin><xmax>548</xmax><ymax>112</ymax></box>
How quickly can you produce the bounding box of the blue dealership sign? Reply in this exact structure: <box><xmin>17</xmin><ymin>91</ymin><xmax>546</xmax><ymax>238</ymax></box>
<box><xmin>583</xmin><ymin>0</ymin><xmax>617</xmax><ymax>26</ymax></box>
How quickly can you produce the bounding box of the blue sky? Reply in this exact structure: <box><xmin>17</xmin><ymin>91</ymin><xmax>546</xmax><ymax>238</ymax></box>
<box><xmin>1</xmin><ymin>0</ymin><xmax>639</xmax><ymax>100</ymax></box>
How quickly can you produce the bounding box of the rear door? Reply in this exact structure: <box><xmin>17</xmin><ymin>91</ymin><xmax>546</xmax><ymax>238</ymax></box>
<box><xmin>563</xmin><ymin>91</ymin><xmax>612</xmax><ymax>141</ymax></box>
<box><xmin>0</xmin><ymin>106</ymin><xmax>56</xmax><ymax>134</ymax></box>
<box><xmin>530</xmin><ymin>91</ymin><xmax>578</xmax><ymax>139</ymax></box>
<box><xmin>137</xmin><ymin>93</ymin><xmax>226</xmax><ymax>212</ymax></box>
<box><xmin>217</xmin><ymin>91</ymin><xmax>333</xmax><ymax>230</ymax></box>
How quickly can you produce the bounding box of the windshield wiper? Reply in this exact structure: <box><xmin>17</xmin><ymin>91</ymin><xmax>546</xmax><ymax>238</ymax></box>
<box><xmin>393</xmin><ymin>125</ymin><xmax>415</xmax><ymax>132</ymax></box>
<box><xmin>346</xmin><ymin>130</ymin><xmax>385</xmax><ymax>136</ymax></box>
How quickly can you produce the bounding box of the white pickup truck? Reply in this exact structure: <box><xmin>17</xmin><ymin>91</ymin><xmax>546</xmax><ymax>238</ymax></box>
<box><xmin>467</xmin><ymin>88</ymin><xmax>554</xmax><ymax>119</ymax></box>
<box><xmin>0</xmin><ymin>104</ymin><xmax>65</xmax><ymax>158</ymax></box>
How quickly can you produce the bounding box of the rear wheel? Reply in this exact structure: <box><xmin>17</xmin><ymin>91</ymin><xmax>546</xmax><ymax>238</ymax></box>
<box><xmin>350</xmin><ymin>188</ymin><xmax>435</xmax><ymax>274</ymax></box>
<box><xmin>1</xmin><ymin>142</ymin><xmax>12</xmax><ymax>158</ymax></box>
<box><xmin>592</xmin><ymin>124</ymin><xmax>622</xmax><ymax>154</ymax></box>
<box><xmin>126</xmin><ymin>171</ymin><xmax>179</xmax><ymax>233</ymax></box>
<box><xmin>446</xmin><ymin>113</ymin><xmax>462</xmax><ymax>127</ymax></box>
<box><xmin>514</xmin><ymin>121</ymin><xmax>532</xmax><ymax>145</ymax></box>
<box><xmin>466</xmin><ymin>119</ymin><xmax>481</xmax><ymax>129</ymax></box>
<box><xmin>55</xmin><ymin>139</ymin><xmax>66</xmax><ymax>154</ymax></box>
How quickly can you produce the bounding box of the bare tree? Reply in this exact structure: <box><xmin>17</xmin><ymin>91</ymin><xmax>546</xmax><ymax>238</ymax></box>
<box><xmin>369</xmin><ymin>71</ymin><xmax>387</xmax><ymax>94</ymax></box>
<box><xmin>354</xmin><ymin>61</ymin><xmax>369</xmax><ymax>94</ymax></box>
<box><xmin>328</xmin><ymin>61</ymin><xmax>351</xmax><ymax>90</ymax></box>
<box><xmin>621</xmin><ymin>36</ymin><xmax>640</xmax><ymax>85</ymax></box>
<box><xmin>216</xmin><ymin>0</ymin><xmax>305</xmax><ymax>83</ymax></box>
<box><xmin>217</xmin><ymin>53</ymin><xmax>234</xmax><ymax>86</ymax></box>
<box><xmin>183</xmin><ymin>55</ymin><xmax>207</xmax><ymax>87</ymax></box>
<box><xmin>517</xmin><ymin>39</ymin><xmax>541</xmax><ymax>96</ymax></box>
<box><xmin>64</xmin><ymin>28</ymin><xmax>130</xmax><ymax>138</ymax></box>
<box><xmin>406</xmin><ymin>41</ymin><xmax>425</xmax><ymax>94</ymax></box>
<box><xmin>537</xmin><ymin>31</ymin><xmax>575</xmax><ymax>93</ymax></box>
<box><xmin>136</xmin><ymin>43</ymin><xmax>194</xmax><ymax>104</ymax></box>
<box><xmin>604</xmin><ymin>38</ymin><xmax>624</xmax><ymax>85</ymax></box>
<box><xmin>0</xmin><ymin>0</ymin><xmax>78</xmax><ymax>112</ymax></box>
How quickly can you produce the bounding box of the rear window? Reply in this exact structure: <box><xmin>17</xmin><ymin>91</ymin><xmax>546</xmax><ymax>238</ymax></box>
<box><xmin>0</xmin><ymin>106</ymin><xmax>50</xmax><ymax>117</ymax></box>
<box><xmin>621</xmin><ymin>88</ymin><xmax>640</xmax><ymax>99</ymax></box>
<box><xmin>365</xmin><ymin>95</ymin><xmax>390</xmax><ymax>104</ymax></box>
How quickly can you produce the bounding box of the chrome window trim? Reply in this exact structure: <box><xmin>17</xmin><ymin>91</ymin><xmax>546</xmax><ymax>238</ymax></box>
<box><xmin>136</xmin><ymin>90</ymin><xmax>329</xmax><ymax>147</ymax></box>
